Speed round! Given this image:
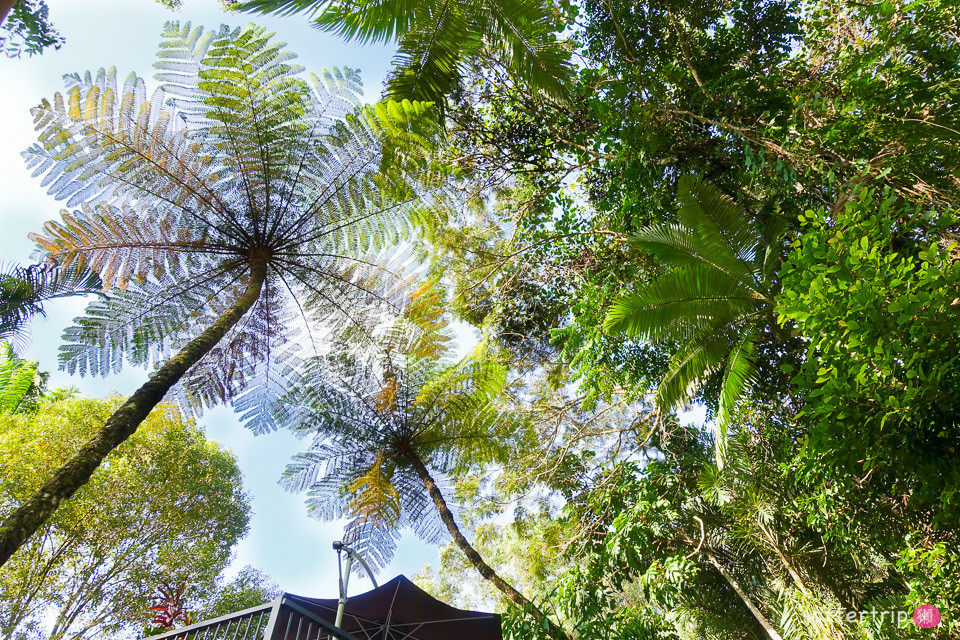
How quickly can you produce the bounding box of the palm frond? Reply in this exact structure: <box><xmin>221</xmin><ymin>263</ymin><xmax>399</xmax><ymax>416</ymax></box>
<box><xmin>387</xmin><ymin>7</ymin><xmax>473</xmax><ymax>109</ymax></box>
<box><xmin>607</xmin><ymin>177</ymin><xmax>783</xmax><ymax>455</ymax></box>
<box><xmin>482</xmin><ymin>0</ymin><xmax>573</xmax><ymax>100</ymax></box>
<box><xmin>653</xmin><ymin>324</ymin><xmax>736</xmax><ymax>412</ymax></box>
<box><xmin>235</xmin><ymin>0</ymin><xmax>573</xmax><ymax>104</ymax></box>
<box><xmin>676</xmin><ymin>175</ymin><xmax>760</xmax><ymax>269</ymax></box>
<box><xmin>0</xmin><ymin>262</ymin><xmax>102</xmax><ymax>344</ymax></box>
<box><xmin>605</xmin><ymin>263</ymin><xmax>761</xmax><ymax>342</ymax></box>
<box><xmin>0</xmin><ymin>343</ymin><xmax>44</xmax><ymax>414</ymax></box>
<box><xmin>713</xmin><ymin>328</ymin><xmax>760</xmax><ymax>466</ymax></box>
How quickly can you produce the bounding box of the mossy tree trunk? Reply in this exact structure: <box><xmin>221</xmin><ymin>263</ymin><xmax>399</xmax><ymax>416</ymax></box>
<box><xmin>0</xmin><ymin>262</ymin><xmax>267</xmax><ymax>568</ymax></box>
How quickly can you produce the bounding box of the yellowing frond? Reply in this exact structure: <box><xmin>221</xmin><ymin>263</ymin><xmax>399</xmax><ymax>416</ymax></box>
<box><xmin>346</xmin><ymin>452</ymin><xmax>401</xmax><ymax>527</ymax></box>
<box><xmin>400</xmin><ymin>281</ymin><xmax>450</xmax><ymax>359</ymax></box>
<box><xmin>375</xmin><ymin>374</ymin><xmax>399</xmax><ymax>412</ymax></box>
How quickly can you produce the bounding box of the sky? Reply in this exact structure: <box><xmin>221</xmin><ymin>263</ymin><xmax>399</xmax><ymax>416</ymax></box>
<box><xmin>0</xmin><ymin>0</ymin><xmax>443</xmax><ymax>601</ymax></box>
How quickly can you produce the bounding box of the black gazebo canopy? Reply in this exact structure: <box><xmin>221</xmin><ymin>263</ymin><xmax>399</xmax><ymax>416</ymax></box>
<box><xmin>283</xmin><ymin>575</ymin><xmax>502</xmax><ymax>640</ymax></box>
<box><xmin>146</xmin><ymin>574</ymin><xmax>502</xmax><ymax>640</ymax></box>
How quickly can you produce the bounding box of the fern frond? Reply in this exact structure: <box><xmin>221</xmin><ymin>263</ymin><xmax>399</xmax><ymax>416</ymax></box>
<box><xmin>346</xmin><ymin>451</ymin><xmax>402</xmax><ymax>527</ymax></box>
<box><xmin>29</xmin><ymin>202</ymin><xmax>210</xmax><ymax>288</ymax></box>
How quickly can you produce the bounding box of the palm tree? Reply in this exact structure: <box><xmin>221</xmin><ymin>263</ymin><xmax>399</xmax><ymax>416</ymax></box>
<box><xmin>0</xmin><ymin>262</ymin><xmax>101</xmax><ymax>345</ymax></box>
<box><xmin>276</xmin><ymin>288</ymin><xmax>569</xmax><ymax>638</ymax></box>
<box><xmin>234</xmin><ymin>0</ymin><xmax>574</xmax><ymax>110</ymax></box>
<box><xmin>0</xmin><ymin>21</ymin><xmax>435</xmax><ymax>568</ymax></box>
<box><xmin>604</xmin><ymin>176</ymin><xmax>786</xmax><ymax>463</ymax></box>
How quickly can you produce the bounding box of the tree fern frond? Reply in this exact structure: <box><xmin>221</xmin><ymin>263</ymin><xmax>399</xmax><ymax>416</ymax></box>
<box><xmin>29</xmin><ymin>202</ymin><xmax>212</xmax><ymax>289</ymax></box>
<box><xmin>343</xmin><ymin>515</ymin><xmax>401</xmax><ymax>574</ymax></box>
<box><xmin>153</xmin><ymin>21</ymin><xmax>228</xmax><ymax>121</ymax></box>
<box><xmin>27</xmin><ymin>76</ymin><xmax>217</xmax><ymax>207</ymax></box>
<box><xmin>57</xmin><ymin>261</ymin><xmax>243</xmax><ymax>376</ymax></box>
<box><xmin>346</xmin><ymin>452</ymin><xmax>402</xmax><ymax>528</ymax></box>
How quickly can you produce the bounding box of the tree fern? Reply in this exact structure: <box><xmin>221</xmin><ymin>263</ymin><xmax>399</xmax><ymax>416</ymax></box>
<box><xmin>0</xmin><ymin>21</ymin><xmax>437</xmax><ymax>568</ymax></box>
<box><xmin>276</xmin><ymin>287</ymin><xmax>569</xmax><ymax>638</ymax></box>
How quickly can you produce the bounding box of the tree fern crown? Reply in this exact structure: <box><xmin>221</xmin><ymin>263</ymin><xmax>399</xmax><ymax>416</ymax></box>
<box><xmin>277</xmin><ymin>286</ymin><xmax>507</xmax><ymax>573</ymax></box>
<box><xmin>23</xmin><ymin>21</ymin><xmax>437</xmax><ymax>432</ymax></box>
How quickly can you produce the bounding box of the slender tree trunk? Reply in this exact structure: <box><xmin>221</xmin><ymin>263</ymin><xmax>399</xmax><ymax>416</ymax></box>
<box><xmin>406</xmin><ymin>452</ymin><xmax>570</xmax><ymax>640</ymax></box>
<box><xmin>760</xmin><ymin>526</ymin><xmax>813</xmax><ymax>597</ymax></box>
<box><xmin>704</xmin><ymin>548</ymin><xmax>784</xmax><ymax>640</ymax></box>
<box><xmin>0</xmin><ymin>262</ymin><xmax>267</xmax><ymax>568</ymax></box>
<box><xmin>0</xmin><ymin>0</ymin><xmax>15</xmax><ymax>28</ymax></box>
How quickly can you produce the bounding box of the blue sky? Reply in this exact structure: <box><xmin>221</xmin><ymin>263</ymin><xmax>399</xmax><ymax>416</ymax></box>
<box><xmin>0</xmin><ymin>0</ymin><xmax>442</xmax><ymax>600</ymax></box>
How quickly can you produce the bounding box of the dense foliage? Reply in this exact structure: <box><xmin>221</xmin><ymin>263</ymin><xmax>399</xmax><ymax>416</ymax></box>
<box><xmin>397</xmin><ymin>0</ymin><xmax>960</xmax><ymax>637</ymax></box>
<box><xmin>2</xmin><ymin>0</ymin><xmax>960</xmax><ymax>638</ymax></box>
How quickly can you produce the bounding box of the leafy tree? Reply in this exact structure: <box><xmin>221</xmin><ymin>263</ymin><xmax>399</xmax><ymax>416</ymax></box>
<box><xmin>196</xmin><ymin>566</ymin><xmax>280</xmax><ymax>620</ymax></box>
<box><xmin>0</xmin><ymin>21</ymin><xmax>435</xmax><ymax>568</ymax></box>
<box><xmin>411</xmin><ymin>0</ymin><xmax>960</xmax><ymax>635</ymax></box>
<box><xmin>0</xmin><ymin>395</ymin><xmax>250</xmax><ymax>640</ymax></box>
<box><xmin>275</xmin><ymin>289</ymin><xmax>569</xmax><ymax>638</ymax></box>
<box><xmin>233</xmin><ymin>0</ymin><xmax>575</xmax><ymax>109</ymax></box>
<box><xmin>605</xmin><ymin>176</ymin><xmax>795</xmax><ymax>460</ymax></box>
<box><xmin>776</xmin><ymin>185</ymin><xmax>960</xmax><ymax>635</ymax></box>
<box><xmin>554</xmin><ymin>419</ymin><xmax>909</xmax><ymax>640</ymax></box>
<box><xmin>0</xmin><ymin>0</ymin><xmax>63</xmax><ymax>58</ymax></box>
<box><xmin>0</xmin><ymin>264</ymin><xmax>101</xmax><ymax>346</ymax></box>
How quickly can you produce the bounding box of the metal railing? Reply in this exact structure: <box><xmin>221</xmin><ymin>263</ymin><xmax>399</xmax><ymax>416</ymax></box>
<box><xmin>144</xmin><ymin>597</ymin><xmax>360</xmax><ymax>640</ymax></box>
<box><xmin>271</xmin><ymin>599</ymin><xmax>360</xmax><ymax>640</ymax></box>
<box><xmin>146</xmin><ymin>602</ymin><xmax>275</xmax><ymax>640</ymax></box>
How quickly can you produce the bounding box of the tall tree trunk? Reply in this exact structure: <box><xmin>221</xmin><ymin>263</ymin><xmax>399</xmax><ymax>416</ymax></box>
<box><xmin>0</xmin><ymin>262</ymin><xmax>267</xmax><ymax>568</ymax></box>
<box><xmin>704</xmin><ymin>548</ymin><xmax>784</xmax><ymax>640</ymax></box>
<box><xmin>0</xmin><ymin>0</ymin><xmax>15</xmax><ymax>28</ymax></box>
<box><xmin>406</xmin><ymin>452</ymin><xmax>570</xmax><ymax>640</ymax></box>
